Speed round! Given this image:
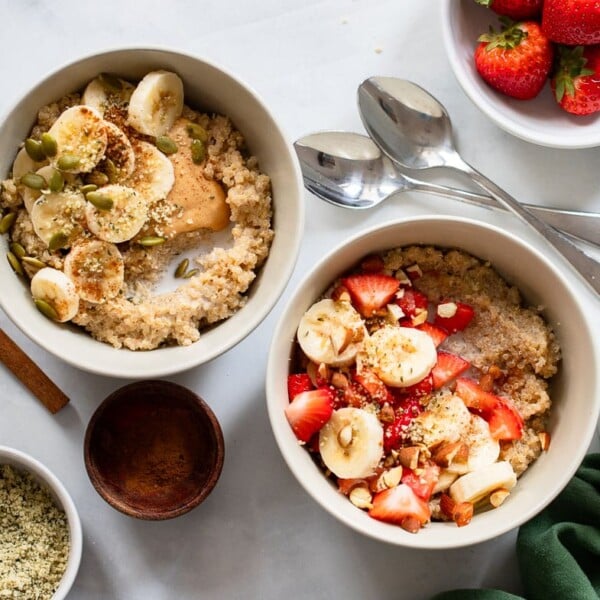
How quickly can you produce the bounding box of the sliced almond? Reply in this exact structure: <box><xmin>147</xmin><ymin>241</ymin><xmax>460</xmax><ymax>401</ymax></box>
<box><xmin>397</xmin><ymin>446</ymin><xmax>420</xmax><ymax>470</ymax></box>
<box><xmin>382</xmin><ymin>466</ymin><xmax>403</xmax><ymax>489</ymax></box>
<box><xmin>379</xmin><ymin>403</ymin><xmax>395</xmax><ymax>424</ymax></box>
<box><xmin>317</xmin><ymin>362</ymin><xmax>331</xmax><ymax>382</ymax></box>
<box><xmin>437</xmin><ymin>302</ymin><xmax>457</xmax><ymax>319</ymax></box>
<box><xmin>411</xmin><ymin>309</ymin><xmax>428</xmax><ymax>326</ymax></box>
<box><xmin>349</xmin><ymin>485</ymin><xmax>373</xmax><ymax>509</ymax></box>
<box><xmin>490</xmin><ymin>488</ymin><xmax>511</xmax><ymax>508</ymax></box>
<box><xmin>538</xmin><ymin>431</ymin><xmax>551</xmax><ymax>451</ymax></box>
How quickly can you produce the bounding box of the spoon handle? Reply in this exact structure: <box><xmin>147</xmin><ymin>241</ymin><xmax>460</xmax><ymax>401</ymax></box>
<box><xmin>449</xmin><ymin>156</ymin><xmax>600</xmax><ymax>295</ymax></box>
<box><xmin>407</xmin><ymin>180</ymin><xmax>600</xmax><ymax>245</ymax></box>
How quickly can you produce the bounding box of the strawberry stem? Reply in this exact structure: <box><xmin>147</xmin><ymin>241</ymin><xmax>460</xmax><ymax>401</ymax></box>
<box><xmin>478</xmin><ymin>18</ymin><xmax>527</xmax><ymax>52</ymax></box>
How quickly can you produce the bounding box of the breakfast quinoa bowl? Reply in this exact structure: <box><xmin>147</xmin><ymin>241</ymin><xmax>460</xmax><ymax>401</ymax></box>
<box><xmin>0</xmin><ymin>68</ymin><xmax>273</xmax><ymax>350</ymax></box>
<box><xmin>283</xmin><ymin>244</ymin><xmax>560</xmax><ymax>533</ymax></box>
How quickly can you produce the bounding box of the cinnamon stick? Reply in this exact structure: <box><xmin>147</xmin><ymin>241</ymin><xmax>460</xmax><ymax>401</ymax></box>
<box><xmin>0</xmin><ymin>328</ymin><xmax>69</xmax><ymax>413</ymax></box>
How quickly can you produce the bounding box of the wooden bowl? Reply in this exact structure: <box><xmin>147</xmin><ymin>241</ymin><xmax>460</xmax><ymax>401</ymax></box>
<box><xmin>84</xmin><ymin>380</ymin><xmax>224</xmax><ymax>520</ymax></box>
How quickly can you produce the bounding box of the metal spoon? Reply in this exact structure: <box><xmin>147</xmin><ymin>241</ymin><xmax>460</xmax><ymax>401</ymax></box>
<box><xmin>358</xmin><ymin>77</ymin><xmax>600</xmax><ymax>295</ymax></box>
<box><xmin>294</xmin><ymin>131</ymin><xmax>600</xmax><ymax>246</ymax></box>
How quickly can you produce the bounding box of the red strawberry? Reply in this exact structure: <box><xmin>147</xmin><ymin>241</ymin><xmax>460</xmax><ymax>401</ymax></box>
<box><xmin>474</xmin><ymin>19</ymin><xmax>554</xmax><ymax>100</ymax></box>
<box><xmin>542</xmin><ymin>0</ymin><xmax>600</xmax><ymax>45</ymax></box>
<box><xmin>431</xmin><ymin>352</ymin><xmax>471</xmax><ymax>390</ymax></box>
<box><xmin>287</xmin><ymin>373</ymin><xmax>313</xmax><ymax>401</ymax></box>
<box><xmin>417</xmin><ymin>322</ymin><xmax>449</xmax><ymax>348</ymax></box>
<box><xmin>401</xmin><ymin>464</ymin><xmax>440</xmax><ymax>501</ymax></box>
<box><xmin>551</xmin><ymin>45</ymin><xmax>600</xmax><ymax>115</ymax></box>
<box><xmin>395</xmin><ymin>288</ymin><xmax>429</xmax><ymax>320</ymax></box>
<box><xmin>369</xmin><ymin>484</ymin><xmax>431</xmax><ymax>532</ymax></box>
<box><xmin>455</xmin><ymin>377</ymin><xmax>499</xmax><ymax>415</ymax></box>
<box><xmin>475</xmin><ymin>0</ymin><xmax>543</xmax><ymax>20</ymax></box>
<box><xmin>284</xmin><ymin>388</ymin><xmax>334</xmax><ymax>442</ymax></box>
<box><xmin>383</xmin><ymin>397</ymin><xmax>423</xmax><ymax>452</ymax></box>
<box><xmin>352</xmin><ymin>369</ymin><xmax>393</xmax><ymax>405</ymax></box>
<box><xmin>360</xmin><ymin>254</ymin><xmax>385</xmax><ymax>273</ymax></box>
<box><xmin>344</xmin><ymin>273</ymin><xmax>399</xmax><ymax>317</ymax></box>
<box><xmin>488</xmin><ymin>399</ymin><xmax>524</xmax><ymax>440</ymax></box>
<box><xmin>433</xmin><ymin>301</ymin><xmax>475</xmax><ymax>334</ymax></box>
<box><xmin>395</xmin><ymin>373</ymin><xmax>434</xmax><ymax>400</ymax></box>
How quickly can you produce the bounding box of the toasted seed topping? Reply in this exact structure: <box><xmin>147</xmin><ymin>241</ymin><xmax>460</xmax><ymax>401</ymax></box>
<box><xmin>40</xmin><ymin>132</ymin><xmax>58</xmax><ymax>158</ymax></box>
<box><xmin>48</xmin><ymin>231</ymin><xmax>69</xmax><ymax>252</ymax></box>
<box><xmin>25</xmin><ymin>138</ymin><xmax>45</xmax><ymax>162</ymax></box>
<box><xmin>57</xmin><ymin>154</ymin><xmax>81</xmax><ymax>171</ymax></box>
<box><xmin>20</xmin><ymin>172</ymin><xmax>46</xmax><ymax>190</ymax></box>
<box><xmin>48</xmin><ymin>169</ymin><xmax>65</xmax><ymax>193</ymax></box>
<box><xmin>0</xmin><ymin>212</ymin><xmax>17</xmax><ymax>234</ymax></box>
<box><xmin>174</xmin><ymin>258</ymin><xmax>189</xmax><ymax>278</ymax></box>
<box><xmin>191</xmin><ymin>139</ymin><xmax>206</xmax><ymax>164</ymax></box>
<box><xmin>156</xmin><ymin>135</ymin><xmax>178</xmax><ymax>155</ymax></box>
<box><xmin>6</xmin><ymin>251</ymin><xmax>23</xmax><ymax>276</ymax></box>
<box><xmin>138</xmin><ymin>236</ymin><xmax>166</xmax><ymax>247</ymax></box>
<box><xmin>86</xmin><ymin>191</ymin><xmax>114</xmax><ymax>211</ymax></box>
<box><xmin>34</xmin><ymin>298</ymin><xmax>59</xmax><ymax>320</ymax></box>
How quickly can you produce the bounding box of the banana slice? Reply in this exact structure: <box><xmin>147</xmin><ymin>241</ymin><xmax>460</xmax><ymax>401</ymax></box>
<box><xmin>432</xmin><ymin>469</ymin><xmax>459</xmax><ymax>495</ymax></box>
<box><xmin>81</xmin><ymin>76</ymin><xmax>134</xmax><ymax>115</ymax></box>
<box><xmin>319</xmin><ymin>407</ymin><xmax>384</xmax><ymax>479</ymax></box>
<box><xmin>84</xmin><ymin>184</ymin><xmax>147</xmax><ymax>243</ymax></box>
<box><xmin>127</xmin><ymin>141</ymin><xmax>175</xmax><ymax>204</ymax></box>
<box><xmin>450</xmin><ymin>461</ymin><xmax>517</xmax><ymax>505</ymax></box>
<box><xmin>297</xmin><ymin>298</ymin><xmax>367</xmax><ymax>367</ymax></box>
<box><xmin>30</xmin><ymin>267</ymin><xmax>79</xmax><ymax>322</ymax></box>
<box><xmin>12</xmin><ymin>147</ymin><xmax>47</xmax><ymax>180</ymax></box>
<box><xmin>63</xmin><ymin>240</ymin><xmax>124</xmax><ymax>304</ymax></box>
<box><xmin>127</xmin><ymin>70</ymin><xmax>184</xmax><ymax>137</ymax></box>
<box><xmin>30</xmin><ymin>191</ymin><xmax>86</xmax><ymax>247</ymax></box>
<box><xmin>47</xmin><ymin>105</ymin><xmax>108</xmax><ymax>174</ymax></box>
<box><xmin>101</xmin><ymin>121</ymin><xmax>135</xmax><ymax>182</ymax></box>
<box><xmin>358</xmin><ymin>325</ymin><xmax>437</xmax><ymax>387</ymax></box>
<box><xmin>465</xmin><ymin>414</ymin><xmax>500</xmax><ymax>473</ymax></box>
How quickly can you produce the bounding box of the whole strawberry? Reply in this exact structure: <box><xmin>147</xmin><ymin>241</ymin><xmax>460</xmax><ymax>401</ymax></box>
<box><xmin>552</xmin><ymin>45</ymin><xmax>600</xmax><ymax>115</ymax></box>
<box><xmin>475</xmin><ymin>19</ymin><xmax>554</xmax><ymax>100</ymax></box>
<box><xmin>542</xmin><ymin>0</ymin><xmax>600</xmax><ymax>45</ymax></box>
<box><xmin>475</xmin><ymin>0</ymin><xmax>543</xmax><ymax>20</ymax></box>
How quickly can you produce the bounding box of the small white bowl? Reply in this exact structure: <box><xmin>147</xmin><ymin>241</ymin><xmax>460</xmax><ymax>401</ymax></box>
<box><xmin>266</xmin><ymin>216</ymin><xmax>599</xmax><ymax>548</ymax></box>
<box><xmin>0</xmin><ymin>446</ymin><xmax>82</xmax><ymax>598</ymax></box>
<box><xmin>0</xmin><ymin>47</ymin><xmax>304</xmax><ymax>378</ymax></box>
<box><xmin>440</xmin><ymin>0</ymin><xmax>600</xmax><ymax>148</ymax></box>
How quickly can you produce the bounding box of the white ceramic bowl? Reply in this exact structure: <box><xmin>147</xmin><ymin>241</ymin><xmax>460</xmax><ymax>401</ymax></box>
<box><xmin>441</xmin><ymin>0</ymin><xmax>600</xmax><ymax>148</ymax></box>
<box><xmin>0</xmin><ymin>47</ymin><xmax>304</xmax><ymax>378</ymax></box>
<box><xmin>0</xmin><ymin>446</ymin><xmax>82</xmax><ymax>598</ymax></box>
<box><xmin>266</xmin><ymin>216</ymin><xmax>599</xmax><ymax>548</ymax></box>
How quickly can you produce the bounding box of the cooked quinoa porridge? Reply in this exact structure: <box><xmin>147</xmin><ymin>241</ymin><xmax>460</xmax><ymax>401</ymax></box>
<box><xmin>0</xmin><ymin>70</ymin><xmax>273</xmax><ymax>350</ymax></box>
<box><xmin>285</xmin><ymin>246</ymin><xmax>560</xmax><ymax>532</ymax></box>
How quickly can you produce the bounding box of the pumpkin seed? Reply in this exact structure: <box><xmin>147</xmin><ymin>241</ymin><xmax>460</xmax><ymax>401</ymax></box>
<box><xmin>174</xmin><ymin>258</ymin><xmax>189</xmax><ymax>278</ymax></box>
<box><xmin>185</xmin><ymin>123</ymin><xmax>208</xmax><ymax>142</ymax></box>
<box><xmin>24</xmin><ymin>138</ymin><xmax>45</xmax><ymax>162</ymax></box>
<box><xmin>191</xmin><ymin>139</ymin><xmax>206</xmax><ymax>164</ymax></box>
<box><xmin>80</xmin><ymin>184</ymin><xmax>98</xmax><ymax>195</ymax></box>
<box><xmin>0</xmin><ymin>212</ymin><xmax>17</xmax><ymax>234</ymax></box>
<box><xmin>34</xmin><ymin>298</ymin><xmax>58</xmax><ymax>321</ymax></box>
<box><xmin>6</xmin><ymin>251</ymin><xmax>23</xmax><ymax>276</ymax></box>
<box><xmin>156</xmin><ymin>135</ymin><xmax>178</xmax><ymax>155</ymax></box>
<box><xmin>20</xmin><ymin>172</ymin><xmax>46</xmax><ymax>190</ymax></box>
<box><xmin>98</xmin><ymin>72</ymin><xmax>123</xmax><ymax>91</ymax></box>
<box><xmin>57</xmin><ymin>154</ymin><xmax>81</xmax><ymax>171</ymax></box>
<box><xmin>86</xmin><ymin>191</ymin><xmax>114</xmax><ymax>211</ymax></box>
<box><xmin>40</xmin><ymin>133</ymin><xmax>58</xmax><ymax>158</ymax></box>
<box><xmin>48</xmin><ymin>231</ymin><xmax>69</xmax><ymax>252</ymax></box>
<box><xmin>86</xmin><ymin>171</ymin><xmax>109</xmax><ymax>186</ymax></box>
<box><xmin>48</xmin><ymin>169</ymin><xmax>65</xmax><ymax>193</ymax></box>
<box><xmin>138</xmin><ymin>236</ymin><xmax>166</xmax><ymax>247</ymax></box>
<box><xmin>104</xmin><ymin>158</ymin><xmax>118</xmax><ymax>183</ymax></box>
<box><xmin>183</xmin><ymin>268</ymin><xmax>199</xmax><ymax>279</ymax></box>
<box><xmin>9</xmin><ymin>242</ymin><xmax>26</xmax><ymax>259</ymax></box>
<box><xmin>21</xmin><ymin>256</ymin><xmax>46</xmax><ymax>270</ymax></box>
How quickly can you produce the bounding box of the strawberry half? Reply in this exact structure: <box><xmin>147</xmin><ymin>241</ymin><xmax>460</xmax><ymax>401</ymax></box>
<box><xmin>455</xmin><ymin>377</ymin><xmax>499</xmax><ymax>415</ymax></box>
<box><xmin>542</xmin><ymin>0</ymin><xmax>600</xmax><ymax>45</ymax></box>
<box><xmin>395</xmin><ymin>373</ymin><xmax>434</xmax><ymax>400</ymax></box>
<box><xmin>352</xmin><ymin>369</ymin><xmax>393</xmax><ymax>405</ymax></box>
<box><xmin>287</xmin><ymin>373</ymin><xmax>313</xmax><ymax>401</ymax></box>
<box><xmin>401</xmin><ymin>464</ymin><xmax>440</xmax><ymax>501</ymax></box>
<box><xmin>395</xmin><ymin>288</ymin><xmax>429</xmax><ymax>320</ymax></box>
<box><xmin>344</xmin><ymin>273</ymin><xmax>400</xmax><ymax>317</ymax></box>
<box><xmin>474</xmin><ymin>19</ymin><xmax>554</xmax><ymax>100</ymax></box>
<box><xmin>432</xmin><ymin>352</ymin><xmax>470</xmax><ymax>390</ymax></box>
<box><xmin>384</xmin><ymin>397</ymin><xmax>423</xmax><ymax>453</ymax></box>
<box><xmin>369</xmin><ymin>484</ymin><xmax>431</xmax><ymax>532</ymax></box>
<box><xmin>434</xmin><ymin>301</ymin><xmax>475</xmax><ymax>334</ymax></box>
<box><xmin>552</xmin><ymin>46</ymin><xmax>600</xmax><ymax>116</ymax></box>
<box><xmin>488</xmin><ymin>399</ymin><xmax>524</xmax><ymax>440</ymax></box>
<box><xmin>417</xmin><ymin>322</ymin><xmax>449</xmax><ymax>348</ymax></box>
<box><xmin>476</xmin><ymin>0</ymin><xmax>543</xmax><ymax>20</ymax></box>
<box><xmin>284</xmin><ymin>388</ymin><xmax>334</xmax><ymax>443</ymax></box>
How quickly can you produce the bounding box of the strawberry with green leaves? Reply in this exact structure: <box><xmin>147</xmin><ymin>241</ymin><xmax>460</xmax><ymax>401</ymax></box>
<box><xmin>475</xmin><ymin>0</ymin><xmax>543</xmax><ymax>20</ymax></box>
<box><xmin>542</xmin><ymin>0</ymin><xmax>600</xmax><ymax>45</ymax></box>
<box><xmin>552</xmin><ymin>45</ymin><xmax>600</xmax><ymax>116</ymax></box>
<box><xmin>474</xmin><ymin>19</ymin><xmax>554</xmax><ymax>100</ymax></box>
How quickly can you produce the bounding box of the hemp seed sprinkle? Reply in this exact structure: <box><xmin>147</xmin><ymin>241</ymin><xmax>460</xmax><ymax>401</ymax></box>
<box><xmin>0</xmin><ymin>464</ymin><xmax>69</xmax><ymax>599</ymax></box>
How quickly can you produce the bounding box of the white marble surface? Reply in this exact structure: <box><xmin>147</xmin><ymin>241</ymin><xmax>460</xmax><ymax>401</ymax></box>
<box><xmin>0</xmin><ymin>1</ymin><xmax>598</xmax><ymax>599</ymax></box>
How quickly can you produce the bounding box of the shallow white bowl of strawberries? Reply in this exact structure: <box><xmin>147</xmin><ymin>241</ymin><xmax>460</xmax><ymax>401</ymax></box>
<box><xmin>441</xmin><ymin>0</ymin><xmax>600</xmax><ymax>148</ymax></box>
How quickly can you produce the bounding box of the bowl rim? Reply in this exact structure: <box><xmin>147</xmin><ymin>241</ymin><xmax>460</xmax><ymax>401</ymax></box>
<box><xmin>439</xmin><ymin>0</ymin><xmax>600</xmax><ymax>149</ymax></box>
<box><xmin>83</xmin><ymin>379</ymin><xmax>225</xmax><ymax>520</ymax></box>
<box><xmin>266</xmin><ymin>215</ymin><xmax>600</xmax><ymax>549</ymax></box>
<box><xmin>0</xmin><ymin>45</ymin><xmax>304</xmax><ymax>378</ymax></box>
<box><xmin>0</xmin><ymin>445</ymin><xmax>83</xmax><ymax>598</ymax></box>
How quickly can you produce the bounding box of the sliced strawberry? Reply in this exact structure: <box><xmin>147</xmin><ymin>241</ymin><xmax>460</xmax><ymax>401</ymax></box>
<box><xmin>341</xmin><ymin>381</ymin><xmax>369</xmax><ymax>408</ymax></box>
<box><xmin>353</xmin><ymin>369</ymin><xmax>393</xmax><ymax>405</ymax></box>
<box><xmin>395</xmin><ymin>288</ymin><xmax>429</xmax><ymax>319</ymax></box>
<box><xmin>455</xmin><ymin>377</ymin><xmax>499</xmax><ymax>416</ymax></box>
<box><xmin>488</xmin><ymin>399</ymin><xmax>524</xmax><ymax>441</ymax></box>
<box><xmin>360</xmin><ymin>254</ymin><xmax>385</xmax><ymax>273</ymax></box>
<box><xmin>417</xmin><ymin>322</ymin><xmax>448</xmax><ymax>348</ymax></box>
<box><xmin>434</xmin><ymin>301</ymin><xmax>475</xmax><ymax>334</ymax></box>
<box><xmin>383</xmin><ymin>397</ymin><xmax>423</xmax><ymax>453</ymax></box>
<box><xmin>287</xmin><ymin>373</ymin><xmax>313</xmax><ymax>401</ymax></box>
<box><xmin>395</xmin><ymin>374</ymin><xmax>433</xmax><ymax>400</ymax></box>
<box><xmin>344</xmin><ymin>273</ymin><xmax>400</xmax><ymax>317</ymax></box>
<box><xmin>369</xmin><ymin>484</ymin><xmax>431</xmax><ymax>532</ymax></box>
<box><xmin>284</xmin><ymin>388</ymin><xmax>334</xmax><ymax>443</ymax></box>
<box><xmin>401</xmin><ymin>464</ymin><xmax>440</xmax><ymax>501</ymax></box>
<box><xmin>432</xmin><ymin>352</ymin><xmax>470</xmax><ymax>390</ymax></box>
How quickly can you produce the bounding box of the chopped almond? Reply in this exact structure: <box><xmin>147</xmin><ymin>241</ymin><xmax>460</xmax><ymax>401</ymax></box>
<box><xmin>538</xmin><ymin>431</ymin><xmax>551</xmax><ymax>451</ymax></box>
<box><xmin>331</xmin><ymin>372</ymin><xmax>349</xmax><ymax>389</ymax></box>
<box><xmin>490</xmin><ymin>488</ymin><xmax>511</xmax><ymax>508</ymax></box>
<box><xmin>453</xmin><ymin>502</ymin><xmax>474</xmax><ymax>527</ymax></box>
<box><xmin>397</xmin><ymin>446</ymin><xmax>420</xmax><ymax>470</ymax></box>
<box><xmin>317</xmin><ymin>362</ymin><xmax>331</xmax><ymax>382</ymax></box>
<box><xmin>400</xmin><ymin>516</ymin><xmax>422</xmax><ymax>534</ymax></box>
<box><xmin>432</xmin><ymin>441</ymin><xmax>468</xmax><ymax>468</ymax></box>
<box><xmin>349</xmin><ymin>485</ymin><xmax>373</xmax><ymax>509</ymax></box>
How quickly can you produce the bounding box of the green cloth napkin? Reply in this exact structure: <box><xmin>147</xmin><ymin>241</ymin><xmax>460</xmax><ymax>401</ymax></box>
<box><xmin>431</xmin><ymin>453</ymin><xmax>600</xmax><ymax>600</ymax></box>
